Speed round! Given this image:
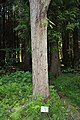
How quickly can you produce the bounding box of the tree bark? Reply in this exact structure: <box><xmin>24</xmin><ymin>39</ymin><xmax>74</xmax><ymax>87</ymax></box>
<box><xmin>73</xmin><ymin>28</ymin><xmax>79</xmax><ymax>68</ymax></box>
<box><xmin>50</xmin><ymin>40</ymin><xmax>61</xmax><ymax>77</ymax></box>
<box><xmin>22</xmin><ymin>41</ymin><xmax>31</xmax><ymax>71</ymax></box>
<box><xmin>29</xmin><ymin>0</ymin><xmax>51</xmax><ymax>98</ymax></box>
<box><xmin>1</xmin><ymin>4</ymin><xmax>5</xmax><ymax>66</ymax></box>
<box><xmin>62</xmin><ymin>28</ymin><xmax>69</xmax><ymax>68</ymax></box>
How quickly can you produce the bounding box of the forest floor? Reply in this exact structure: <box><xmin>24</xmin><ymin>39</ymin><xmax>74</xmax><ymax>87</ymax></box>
<box><xmin>0</xmin><ymin>70</ymin><xmax>80</xmax><ymax>119</ymax></box>
<box><xmin>54</xmin><ymin>72</ymin><xmax>80</xmax><ymax>120</ymax></box>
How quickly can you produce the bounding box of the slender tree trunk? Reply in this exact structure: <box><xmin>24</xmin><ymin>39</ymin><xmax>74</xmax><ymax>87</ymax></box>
<box><xmin>62</xmin><ymin>29</ymin><xmax>69</xmax><ymax>68</ymax></box>
<box><xmin>22</xmin><ymin>41</ymin><xmax>31</xmax><ymax>71</ymax></box>
<box><xmin>29</xmin><ymin>0</ymin><xmax>51</xmax><ymax>98</ymax></box>
<box><xmin>0</xmin><ymin>5</ymin><xmax>2</xmax><ymax>66</ymax></box>
<box><xmin>13</xmin><ymin>11</ymin><xmax>16</xmax><ymax>64</ymax></box>
<box><xmin>73</xmin><ymin>28</ymin><xmax>79</xmax><ymax>68</ymax></box>
<box><xmin>16</xmin><ymin>32</ymin><xmax>20</xmax><ymax>63</ymax></box>
<box><xmin>50</xmin><ymin>40</ymin><xmax>61</xmax><ymax>77</ymax></box>
<box><xmin>1</xmin><ymin>4</ymin><xmax>5</xmax><ymax>65</ymax></box>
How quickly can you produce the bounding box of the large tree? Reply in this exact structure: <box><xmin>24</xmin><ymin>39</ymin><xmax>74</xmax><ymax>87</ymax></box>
<box><xmin>29</xmin><ymin>0</ymin><xmax>51</xmax><ymax>98</ymax></box>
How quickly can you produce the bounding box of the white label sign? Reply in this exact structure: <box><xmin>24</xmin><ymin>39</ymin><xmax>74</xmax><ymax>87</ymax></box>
<box><xmin>41</xmin><ymin>106</ymin><xmax>49</xmax><ymax>113</ymax></box>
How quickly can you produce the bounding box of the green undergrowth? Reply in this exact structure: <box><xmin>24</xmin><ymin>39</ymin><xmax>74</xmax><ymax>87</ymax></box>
<box><xmin>0</xmin><ymin>71</ymin><xmax>80</xmax><ymax>120</ymax></box>
<box><xmin>54</xmin><ymin>73</ymin><xmax>80</xmax><ymax>107</ymax></box>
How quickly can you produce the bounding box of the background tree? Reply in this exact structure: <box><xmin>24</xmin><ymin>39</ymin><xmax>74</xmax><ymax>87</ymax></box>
<box><xmin>48</xmin><ymin>0</ymin><xmax>80</xmax><ymax>70</ymax></box>
<box><xmin>48</xmin><ymin>0</ymin><xmax>62</xmax><ymax>77</ymax></box>
<box><xmin>14</xmin><ymin>0</ymin><xmax>31</xmax><ymax>70</ymax></box>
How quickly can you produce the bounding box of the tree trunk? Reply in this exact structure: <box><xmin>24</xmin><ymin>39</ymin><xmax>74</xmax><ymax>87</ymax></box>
<box><xmin>29</xmin><ymin>0</ymin><xmax>51</xmax><ymax>98</ymax></box>
<box><xmin>22</xmin><ymin>41</ymin><xmax>31</xmax><ymax>71</ymax></box>
<box><xmin>62</xmin><ymin>29</ymin><xmax>69</xmax><ymax>68</ymax></box>
<box><xmin>73</xmin><ymin>28</ymin><xmax>79</xmax><ymax>68</ymax></box>
<box><xmin>1</xmin><ymin>4</ymin><xmax>5</xmax><ymax>66</ymax></box>
<box><xmin>50</xmin><ymin>40</ymin><xmax>61</xmax><ymax>77</ymax></box>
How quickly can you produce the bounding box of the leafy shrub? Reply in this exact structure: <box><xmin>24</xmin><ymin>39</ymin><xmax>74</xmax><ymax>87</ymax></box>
<box><xmin>0</xmin><ymin>71</ymin><xmax>32</xmax><ymax>119</ymax></box>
